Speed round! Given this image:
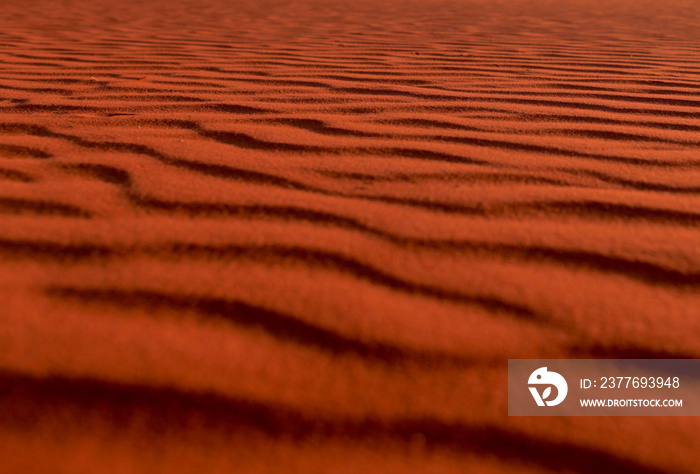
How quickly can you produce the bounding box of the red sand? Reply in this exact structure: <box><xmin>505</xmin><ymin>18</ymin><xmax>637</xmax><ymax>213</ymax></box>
<box><xmin>0</xmin><ymin>0</ymin><xmax>699</xmax><ymax>472</ymax></box>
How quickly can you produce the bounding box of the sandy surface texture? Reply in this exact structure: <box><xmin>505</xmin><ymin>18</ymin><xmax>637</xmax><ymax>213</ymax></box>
<box><xmin>0</xmin><ymin>0</ymin><xmax>699</xmax><ymax>472</ymax></box>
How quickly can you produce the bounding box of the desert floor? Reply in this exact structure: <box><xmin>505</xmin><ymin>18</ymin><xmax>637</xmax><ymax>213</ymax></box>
<box><xmin>0</xmin><ymin>0</ymin><xmax>699</xmax><ymax>472</ymax></box>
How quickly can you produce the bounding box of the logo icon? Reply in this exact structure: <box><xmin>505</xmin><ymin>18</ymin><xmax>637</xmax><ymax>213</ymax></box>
<box><xmin>528</xmin><ymin>367</ymin><xmax>568</xmax><ymax>406</ymax></box>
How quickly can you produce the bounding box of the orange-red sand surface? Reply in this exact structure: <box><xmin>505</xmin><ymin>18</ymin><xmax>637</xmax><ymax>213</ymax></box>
<box><xmin>1</xmin><ymin>0</ymin><xmax>699</xmax><ymax>472</ymax></box>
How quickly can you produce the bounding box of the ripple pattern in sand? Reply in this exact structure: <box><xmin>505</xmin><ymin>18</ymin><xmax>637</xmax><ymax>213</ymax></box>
<box><xmin>1</xmin><ymin>0</ymin><xmax>699</xmax><ymax>473</ymax></box>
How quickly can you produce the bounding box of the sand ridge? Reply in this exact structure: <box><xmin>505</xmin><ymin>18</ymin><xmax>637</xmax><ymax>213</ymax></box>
<box><xmin>0</xmin><ymin>0</ymin><xmax>699</xmax><ymax>472</ymax></box>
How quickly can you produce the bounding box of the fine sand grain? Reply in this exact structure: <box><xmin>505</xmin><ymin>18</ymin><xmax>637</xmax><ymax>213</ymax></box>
<box><xmin>0</xmin><ymin>0</ymin><xmax>699</xmax><ymax>472</ymax></box>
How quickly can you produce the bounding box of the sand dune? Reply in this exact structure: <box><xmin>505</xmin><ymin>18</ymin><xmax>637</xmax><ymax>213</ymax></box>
<box><xmin>1</xmin><ymin>0</ymin><xmax>699</xmax><ymax>472</ymax></box>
